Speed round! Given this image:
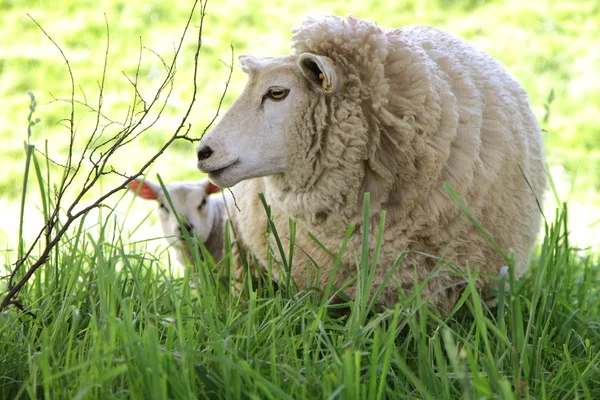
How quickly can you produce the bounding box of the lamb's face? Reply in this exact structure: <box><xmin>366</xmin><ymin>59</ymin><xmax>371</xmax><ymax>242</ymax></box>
<box><xmin>196</xmin><ymin>53</ymin><xmax>338</xmax><ymax>187</ymax></box>
<box><xmin>156</xmin><ymin>182</ymin><xmax>217</xmax><ymax>245</ymax></box>
<box><xmin>127</xmin><ymin>178</ymin><xmax>221</xmax><ymax>263</ymax></box>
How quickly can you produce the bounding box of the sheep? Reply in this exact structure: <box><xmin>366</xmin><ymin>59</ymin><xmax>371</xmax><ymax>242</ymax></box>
<box><xmin>195</xmin><ymin>15</ymin><xmax>546</xmax><ymax>311</ymax></box>
<box><xmin>127</xmin><ymin>177</ymin><xmax>226</xmax><ymax>266</ymax></box>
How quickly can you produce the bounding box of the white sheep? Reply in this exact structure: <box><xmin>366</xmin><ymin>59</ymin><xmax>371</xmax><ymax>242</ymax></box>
<box><xmin>195</xmin><ymin>15</ymin><xmax>546</xmax><ymax>311</ymax></box>
<box><xmin>127</xmin><ymin>177</ymin><xmax>225</xmax><ymax>266</ymax></box>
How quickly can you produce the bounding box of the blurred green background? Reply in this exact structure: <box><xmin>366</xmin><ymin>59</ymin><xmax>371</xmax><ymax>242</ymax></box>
<box><xmin>1</xmin><ymin>0</ymin><xmax>599</xmax><ymax>259</ymax></box>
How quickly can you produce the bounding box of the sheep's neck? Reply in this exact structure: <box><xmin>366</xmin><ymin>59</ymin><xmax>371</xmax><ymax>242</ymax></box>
<box><xmin>269</xmin><ymin>93</ymin><xmax>373</xmax><ymax>230</ymax></box>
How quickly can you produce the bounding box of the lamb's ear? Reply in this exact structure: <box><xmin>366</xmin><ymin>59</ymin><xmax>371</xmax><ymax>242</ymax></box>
<box><xmin>298</xmin><ymin>53</ymin><xmax>338</xmax><ymax>95</ymax></box>
<box><xmin>127</xmin><ymin>179</ymin><xmax>160</xmax><ymax>200</ymax></box>
<box><xmin>206</xmin><ymin>182</ymin><xmax>221</xmax><ymax>195</ymax></box>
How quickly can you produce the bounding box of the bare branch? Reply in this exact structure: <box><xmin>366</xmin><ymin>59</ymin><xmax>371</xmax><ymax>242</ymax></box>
<box><xmin>123</xmin><ymin>36</ymin><xmax>148</xmax><ymax>121</ymax></box>
<box><xmin>27</xmin><ymin>16</ymin><xmax>76</xmax><ymax>194</ymax></box>
<box><xmin>49</xmin><ymin>95</ymin><xmax>125</xmax><ymax>127</ymax></box>
<box><xmin>179</xmin><ymin>43</ymin><xmax>234</xmax><ymax>143</ymax></box>
<box><xmin>7</xmin><ymin>300</ymin><xmax>37</xmax><ymax>319</ymax></box>
<box><xmin>144</xmin><ymin>46</ymin><xmax>171</xmax><ymax>72</ymax></box>
<box><xmin>33</xmin><ymin>148</ymin><xmax>70</xmax><ymax>169</ymax></box>
<box><xmin>1</xmin><ymin>0</ymin><xmax>229</xmax><ymax>313</ymax></box>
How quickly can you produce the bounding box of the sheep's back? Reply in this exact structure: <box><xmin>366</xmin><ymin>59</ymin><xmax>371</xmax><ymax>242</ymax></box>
<box><xmin>382</xmin><ymin>25</ymin><xmax>546</xmax><ymax>277</ymax></box>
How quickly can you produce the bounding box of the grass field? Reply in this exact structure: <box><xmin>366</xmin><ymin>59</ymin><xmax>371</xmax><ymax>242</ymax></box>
<box><xmin>1</xmin><ymin>185</ymin><xmax>599</xmax><ymax>398</ymax></box>
<box><xmin>1</xmin><ymin>0</ymin><xmax>600</xmax><ymax>398</ymax></box>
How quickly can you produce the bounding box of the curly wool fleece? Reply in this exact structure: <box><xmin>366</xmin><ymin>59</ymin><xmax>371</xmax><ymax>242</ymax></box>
<box><xmin>227</xmin><ymin>15</ymin><xmax>545</xmax><ymax>310</ymax></box>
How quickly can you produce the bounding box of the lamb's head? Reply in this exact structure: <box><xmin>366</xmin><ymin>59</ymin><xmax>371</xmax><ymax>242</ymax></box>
<box><xmin>127</xmin><ymin>177</ymin><xmax>222</xmax><ymax>264</ymax></box>
<box><xmin>196</xmin><ymin>53</ymin><xmax>340</xmax><ymax>187</ymax></box>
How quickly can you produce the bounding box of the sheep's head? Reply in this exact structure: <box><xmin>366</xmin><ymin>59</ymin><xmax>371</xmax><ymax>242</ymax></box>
<box><xmin>196</xmin><ymin>53</ymin><xmax>339</xmax><ymax>187</ymax></box>
<box><xmin>127</xmin><ymin>178</ymin><xmax>221</xmax><ymax>264</ymax></box>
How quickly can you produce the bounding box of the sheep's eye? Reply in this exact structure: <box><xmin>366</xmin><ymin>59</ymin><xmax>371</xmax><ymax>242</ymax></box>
<box><xmin>267</xmin><ymin>87</ymin><xmax>289</xmax><ymax>101</ymax></box>
<box><xmin>159</xmin><ymin>202</ymin><xmax>169</xmax><ymax>213</ymax></box>
<box><xmin>198</xmin><ymin>198</ymin><xmax>207</xmax><ymax>210</ymax></box>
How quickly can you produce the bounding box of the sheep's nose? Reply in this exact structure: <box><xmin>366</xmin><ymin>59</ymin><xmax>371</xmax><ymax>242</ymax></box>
<box><xmin>197</xmin><ymin>146</ymin><xmax>213</xmax><ymax>161</ymax></box>
<box><xmin>177</xmin><ymin>223</ymin><xmax>195</xmax><ymax>237</ymax></box>
<box><xmin>183</xmin><ymin>222</ymin><xmax>194</xmax><ymax>234</ymax></box>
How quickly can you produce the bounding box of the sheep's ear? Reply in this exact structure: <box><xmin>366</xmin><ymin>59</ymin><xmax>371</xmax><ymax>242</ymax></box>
<box><xmin>298</xmin><ymin>53</ymin><xmax>338</xmax><ymax>95</ymax></box>
<box><xmin>127</xmin><ymin>179</ymin><xmax>160</xmax><ymax>200</ymax></box>
<box><xmin>238</xmin><ymin>54</ymin><xmax>260</xmax><ymax>74</ymax></box>
<box><xmin>206</xmin><ymin>182</ymin><xmax>221</xmax><ymax>195</ymax></box>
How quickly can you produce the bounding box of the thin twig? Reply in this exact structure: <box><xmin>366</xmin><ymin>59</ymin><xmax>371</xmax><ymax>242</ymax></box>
<box><xmin>49</xmin><ymin>96</ymin><xmax>124</xmax><ymax>127</ymax></box>
<box><xmin>1</xmin><ymin>0</ymin><xmax>228</xmax><ymax>313</ymax></box>
<box><xmin>180</xmin><ymin>42</ymin><xmax>235</xmax><ymax>143</ymax></box>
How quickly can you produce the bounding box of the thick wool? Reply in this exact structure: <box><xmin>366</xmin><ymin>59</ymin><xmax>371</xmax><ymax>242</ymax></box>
<box><xmin>221</xmin><ymin>16</ymin><xmax>545</xmax><ymax>310</ymax></box>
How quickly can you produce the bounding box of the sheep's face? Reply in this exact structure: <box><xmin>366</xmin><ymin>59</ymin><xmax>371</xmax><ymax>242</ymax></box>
<box><xmin>127</xmin><ymin>178</ymin><xmax>221</xmax><ymax>263</ymax></box>
<box><xmin>196</xmin><ymin>53</ymin><xmax>338</xmax><ymax>187</ymax></box>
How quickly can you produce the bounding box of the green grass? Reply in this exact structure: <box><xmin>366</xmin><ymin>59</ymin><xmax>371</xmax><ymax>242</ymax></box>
<box><xmin>1</xmin><ymin>186</ymin><xmax>599</xmax><ymax>398</ymax></box>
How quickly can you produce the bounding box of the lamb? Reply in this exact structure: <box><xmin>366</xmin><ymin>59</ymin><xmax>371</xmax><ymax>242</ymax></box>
<box><xmin>195</xmin><ymin>15</ymin><xmax>546</xmax><ymax>311</ymax></box>
<box><xmin>127</xmin><ymin>177</ymin><xmax>225</xmax><ymax>266</ymax></box>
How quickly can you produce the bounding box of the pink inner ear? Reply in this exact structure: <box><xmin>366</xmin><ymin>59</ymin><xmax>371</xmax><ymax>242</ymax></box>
<box><xmin>128</xmin><ymin>180</ymin><xmax>158</xmax><ymax>200</ymax></box>
<box><xmin>207</xmin><ymin>182</ymin><xmax>221</xmax><ymax>194</ymax></box>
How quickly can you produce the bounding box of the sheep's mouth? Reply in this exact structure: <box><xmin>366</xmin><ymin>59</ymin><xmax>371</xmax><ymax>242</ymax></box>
<box><xmin>202</xmin><ymin>159</ymin><xmax>240</xmax><ymax>176</ymax></box>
